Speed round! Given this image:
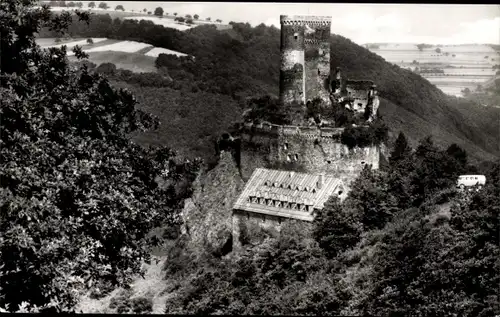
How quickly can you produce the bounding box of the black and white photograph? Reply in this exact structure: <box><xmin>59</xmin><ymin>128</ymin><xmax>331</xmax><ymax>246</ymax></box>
<box><xmin>1</xmin><ymin>0</ymin><xmax>499</xmax><ymax>315</ymax></box>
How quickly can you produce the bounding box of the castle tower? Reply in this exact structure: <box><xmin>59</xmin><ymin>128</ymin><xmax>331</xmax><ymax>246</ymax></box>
<box><xmin>280</xmin><ymin>15</ymin><xmax>332</xmax><ymax>107</ymax></box>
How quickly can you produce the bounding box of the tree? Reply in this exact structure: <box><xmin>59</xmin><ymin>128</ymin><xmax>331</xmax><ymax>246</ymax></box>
<box><xmin>143</xmin><ymin>8</ymin><xmax>146</xmax><ymax>12</ymax></box>
<box><xmin>313</xmin><ymin>197</ymin><xmax>362</xmax><ymax>258</ymax></box>
<box><xmin>86</xmin><ymin>38</ymin><xmax>93</xmax><ymax>44</ymax></box>
<box><xmin>345</xmin><ymin>167</ymin><xmax>399</xmax><ymax>230</ymax></box>
<box><xmin>147</xmin><ymin>11</ymin><xmax>151</xmax><ymax>15</ymax></box>
<box><xmin>0</xmin><ymin>0</ymin><xmax>200</xmax><ymax>312</ymax></box>
<box><xmin>75</xmin><ymin>2</ymin><xmax>82</xmax><ymax>8</ymax></box>
<box><xmin>186</xmin><ymin>18</ymin><xmax>194</xmax><ymax>25</ymax></box>
<box><xmin>216</xmin><ymin>19</ymin><xmax>222</xmax><ymax>23</ymax></box>
<box><xmin>389</xmin><ymin>132</ymin><xmax>412</xmax><ymax>165</ymax></box>
<box><xmin>173</xmin><ymin>12</ymin><xmax>177</xmax><ymax>16</ymax></box>
<box><xmin>115</xmin><ymin>5</ymin><xmax>124</xmax><ymax>11</ymax></box>
<box><xmin>175</xmin><ymin>17</ymin><xmax>185</xmax><ymax>23</ymax></box>
<box><xmin>435</xmin><ymin>47</ymin><xmax>441</xmax><ymax>54</ymax></box>
<box><xmin>206</xmin><ymin>17</ymin><xmax>211</xmax><ymax>21</ymax></box>
<box><xmin>67</xmin><ymin>2</ymin><xmax>75</xmax><ymax>7</ymax></box>
<box><xmin>185</xmin><ymin>14</ymin><xmax>192</xmax><ymax>19</ymax></box>
<box><xmin>154</xmin><ymin>6</ymin><xmax>163</xmax><ymax>17</ymax></box>
<box><xmin>193</xmin><ymin>14</ymin><xmax>199</xmax><ymax>20</ymax></box>
<box><xmin>98</xmin><ymin>2</ymin><xmax>108</xmax><ymax>9</ymax></box>
<box><xmin>88</xmin><ymin>1</ymin><xmax>95</xmax><ymax>8</ymax></box>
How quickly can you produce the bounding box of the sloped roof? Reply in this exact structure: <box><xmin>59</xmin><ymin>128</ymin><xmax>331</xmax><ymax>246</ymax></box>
<box><xmin>233</xmin><ymin>168</ymin><xmax>344</xmax><ymax>222</ymax></box>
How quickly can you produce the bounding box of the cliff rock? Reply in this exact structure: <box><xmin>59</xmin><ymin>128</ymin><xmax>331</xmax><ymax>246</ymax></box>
<box><xmin>180</xmin><ymin>151</ymin><xmax>244</xmax><ymax>256</ymax></box>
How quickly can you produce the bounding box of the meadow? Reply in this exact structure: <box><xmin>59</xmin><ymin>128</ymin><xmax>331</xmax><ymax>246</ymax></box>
<box><xmin>368</xmin><ymin>43</ymin><xmax>498</xmax><ymax>96</ymax></box>
<box><xmin>35</xmin><ymin>37</ymin><xmax>189</xmax><ymax>73</ymax></box>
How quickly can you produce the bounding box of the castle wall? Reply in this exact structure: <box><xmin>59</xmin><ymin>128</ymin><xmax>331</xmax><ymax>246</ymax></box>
<box><xmin>280</xmin><ymin>21</ymin><xmax>305</xmax><ymax>105</ymax></box>
<box><xmin>304</xmin><ymin>24</ymin><xmax>331</xmax><ymax>104</ymax></box>
<box><xmin>232</xmin><ymin>209</ymin><xmax>312</xmax><ymax>252</ymax></box>
<box><xmin>239</xmin><ymin>124</ymin><xmax>380</xmax><ymax>184</ymax></box>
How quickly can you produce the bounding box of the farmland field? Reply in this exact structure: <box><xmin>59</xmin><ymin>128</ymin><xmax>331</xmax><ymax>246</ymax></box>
<box><xmin>35</xmin><ymin>37</ymin><xmax>189</xmax><ymax>73</ymax></box>
<box><xmin>37</xmin><ymin>6</ymin><xmax>232</xmax><ymax>31</ymax></box>
<box><xmin>367</xmin><ymin>43</ymin><xmax>498</xmax><ymax>96</ymax></box>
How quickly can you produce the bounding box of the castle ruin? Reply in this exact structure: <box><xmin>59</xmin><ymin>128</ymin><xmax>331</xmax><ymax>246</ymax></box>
<box><xmin>232</xmin><ymin>15</ymin><xmax>383</xmax><ymax>250</ymax></box>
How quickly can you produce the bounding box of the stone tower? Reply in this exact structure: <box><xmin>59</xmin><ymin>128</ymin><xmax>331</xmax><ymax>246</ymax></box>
<box><xmin>279</xmin><ymin>15</ymin><xmax>332</xmax><ymax>107</ymax></box>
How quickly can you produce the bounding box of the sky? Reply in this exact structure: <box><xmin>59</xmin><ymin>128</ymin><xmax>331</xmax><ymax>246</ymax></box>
<box><xmin>74</xmin><ymin>2</ymin><xmax>499</xmax><ymax>45</ymax></box>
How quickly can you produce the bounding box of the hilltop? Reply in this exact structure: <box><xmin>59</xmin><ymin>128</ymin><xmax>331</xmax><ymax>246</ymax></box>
<box><xmin>37</xmin><ymin>13</ymin><xmax>500</xmax><ymax>164</ymax></box>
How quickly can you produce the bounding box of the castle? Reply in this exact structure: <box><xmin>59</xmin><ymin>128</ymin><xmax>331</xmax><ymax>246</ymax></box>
<box><xmin>232</xmin><ymin>15</ymin><xmax>382</xmax><ymax>250</ymax></box>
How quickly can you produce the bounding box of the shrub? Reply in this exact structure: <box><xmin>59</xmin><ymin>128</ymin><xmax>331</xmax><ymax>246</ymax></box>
<box><xmin>131</xmin><ymin>297</ymin><xmax>153</xmax><ymax>314</ymax></box>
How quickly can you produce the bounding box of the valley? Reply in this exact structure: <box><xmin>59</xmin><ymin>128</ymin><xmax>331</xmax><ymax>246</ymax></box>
<box><xmin>367</xmin><ymin>43</ymin><xmax>498</xmax><ymax>97</ymax></box>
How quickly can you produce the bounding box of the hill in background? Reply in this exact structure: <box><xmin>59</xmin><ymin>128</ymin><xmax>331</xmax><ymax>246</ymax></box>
<box><xmin>38</xmin><ymin>14</ymin><xmax>500</xmax><ymax>165</ymax></box>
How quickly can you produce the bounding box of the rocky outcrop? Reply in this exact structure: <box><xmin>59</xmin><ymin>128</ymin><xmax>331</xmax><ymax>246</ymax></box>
<box><xmin>180</xmin><ymin>151</ymin><xmax>244</xmax><ymax>256</ymax></box>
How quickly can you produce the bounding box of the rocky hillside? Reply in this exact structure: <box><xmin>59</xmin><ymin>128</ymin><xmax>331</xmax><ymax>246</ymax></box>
<box><xmin>180</xmin><ymin>151</ymin><xmax>244</xmax><ymax>256</ymax></box>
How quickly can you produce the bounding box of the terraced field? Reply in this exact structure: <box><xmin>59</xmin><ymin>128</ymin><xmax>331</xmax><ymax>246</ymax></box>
<box><xmin>368</xmin><ymin>43</ymin><xmax>498</xmax><ymax>97</ymax></box>
<box><xmin>35</xmin><ymin>37</ymin><xmax>189</xmax><ymax>73</ymax></box>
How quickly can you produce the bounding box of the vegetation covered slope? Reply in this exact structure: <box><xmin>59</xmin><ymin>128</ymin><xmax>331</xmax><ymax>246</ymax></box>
<box><xmin>39</xmin><ymin>14</ymin><xmax>499</xmax><ymax>163</ymax></box>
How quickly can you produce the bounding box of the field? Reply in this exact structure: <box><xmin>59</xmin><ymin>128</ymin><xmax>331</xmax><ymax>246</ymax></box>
<box><xmin>39</xmin><ymin>6</ymin><xmax>231</xmax><ymax>32</ymax></box>
<box><xmin>367</xmin><ymin>43</ymin><xmax>498</xmax><ymax>96</ymax></box>
<box><xmin>35</xmin><ymin>37</ymin><xmax>189</xmax><ymax>73</ymax></box>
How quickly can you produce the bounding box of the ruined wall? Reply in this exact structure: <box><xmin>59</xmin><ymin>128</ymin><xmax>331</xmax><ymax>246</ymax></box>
<box><xmin>304</xmin><ymin>20</ymin><xmax>331</xmax><ymax>104</ymax></box>
<box><xmin>239</xmin><ymin>124</ymin><xmax>380</xmax><ymax>183</ymax></box>
<box><xmin>232</xmin><ymin>209</ymin><xmax>312</xmax><ymax>252</ymax></box>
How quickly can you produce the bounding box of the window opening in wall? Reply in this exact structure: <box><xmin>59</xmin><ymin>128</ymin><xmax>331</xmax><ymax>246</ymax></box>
<box><xmin>287</xmin><ymin>155</ymin><xmax>291</xmax><ymax>162</ymax></box>
<box><xmin>284</xmin><ymin>142</ymin><xmax>289</xmax><ymax>150</ymax></box>
<box><xmin>294</xmin><ymin>154</ymin><xmax>299</xmax><ymax>161</ymax></box>
<box><xmin>262</xmin><ymin>215</ymin><xmax>266</xmax><ymax>222</ymax></box>
<box><xmin>294</xmin><ymin>32</ymin><xmax>298</xmax><ymax>40</ymax></box>
<box><xmin>318</xmin><ymin>69</ymin><xmax>320</xmax><ymax>75</ymax></box>
<box><xmin>338</xmin><ymin>190</ymin><xmax>343</xmax><ymax>195</ymax></box>
<box><xmin>361</xmin><ymin>161</ymin><xmax>366</xmax><ymax>165</ymax></box>
<box><xmin>327</xmin><ymin>160</ymin><xmax>331</xmax><ymax>164</ymax></box>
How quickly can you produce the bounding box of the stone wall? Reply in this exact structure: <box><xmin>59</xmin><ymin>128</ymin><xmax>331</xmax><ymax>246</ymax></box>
<box><xmin>232</xmin><ymin>209</ymin><xmax>312</xmax><ymax>252</ymax></box>
<box><xmin>238</xmin><ymin>124</ymin><xmax>380</xmax><ymax>183</ymax></box>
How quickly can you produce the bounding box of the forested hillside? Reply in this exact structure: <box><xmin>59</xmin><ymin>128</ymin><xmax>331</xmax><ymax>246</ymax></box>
<box><xmin>38</xmin><ymin>13</ymin><xmax>499</xmax><ymax>164</ymax></box>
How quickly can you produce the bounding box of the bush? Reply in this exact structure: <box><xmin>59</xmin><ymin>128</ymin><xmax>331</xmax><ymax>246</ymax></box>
<box><xmin>131</xmin><ymin>297</ymin><xmax>153</xmax><ymax>314</ymax></box>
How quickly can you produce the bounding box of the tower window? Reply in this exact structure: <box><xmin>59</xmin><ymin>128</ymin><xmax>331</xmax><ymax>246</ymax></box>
<box><xmin>294</xmin><ymin>32</ymin><xmax>298</xmax><ymax>40</ymax></box>
<box><xmin>294</xmin><ymin>154</ymin><xmax>299</xmax><ymax>161</ymax></box>
<box><xmin>284</xmin><ymin>142</ymin><xmax>288</xmax><ymax>150</ymax></box>
<box><xmin>287</xmin><ymin>155</ymin><xmax>291</xmax><ymax>162</ymax></box>
<box><xmin>318</xmin><ymin>69</ymin><xmax>320</xmax><ymax>75</ymax></box>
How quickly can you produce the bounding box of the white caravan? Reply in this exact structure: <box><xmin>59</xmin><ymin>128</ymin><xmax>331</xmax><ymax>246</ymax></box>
<box><xmin>456</xmin><ymin>175</ymin><xmax>486</xmax><ymax>189</ymax></box>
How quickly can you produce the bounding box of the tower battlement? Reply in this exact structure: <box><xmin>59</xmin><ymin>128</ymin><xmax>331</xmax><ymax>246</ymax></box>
<box><xmin>280</xmin><ymin>15</ymin><xmax>332</xmax><ymax>25</ymax></box>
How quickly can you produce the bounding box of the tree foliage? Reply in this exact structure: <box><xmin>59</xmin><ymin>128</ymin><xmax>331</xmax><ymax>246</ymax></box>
<box><xmin>0</xmin><ymin>0</ymin><xmax>199</xmax><ymax>312</ymax></box>
<box><xmin>154</xmin><ymin>7</ymin><xmax>163</xmax><ymax>17</ymax></box>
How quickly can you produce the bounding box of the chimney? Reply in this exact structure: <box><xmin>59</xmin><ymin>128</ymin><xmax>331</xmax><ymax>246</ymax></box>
<box><xmin>317</xmin><ymin>174</ymin><xmax>324</xmax><ymax>189</ymax></box>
